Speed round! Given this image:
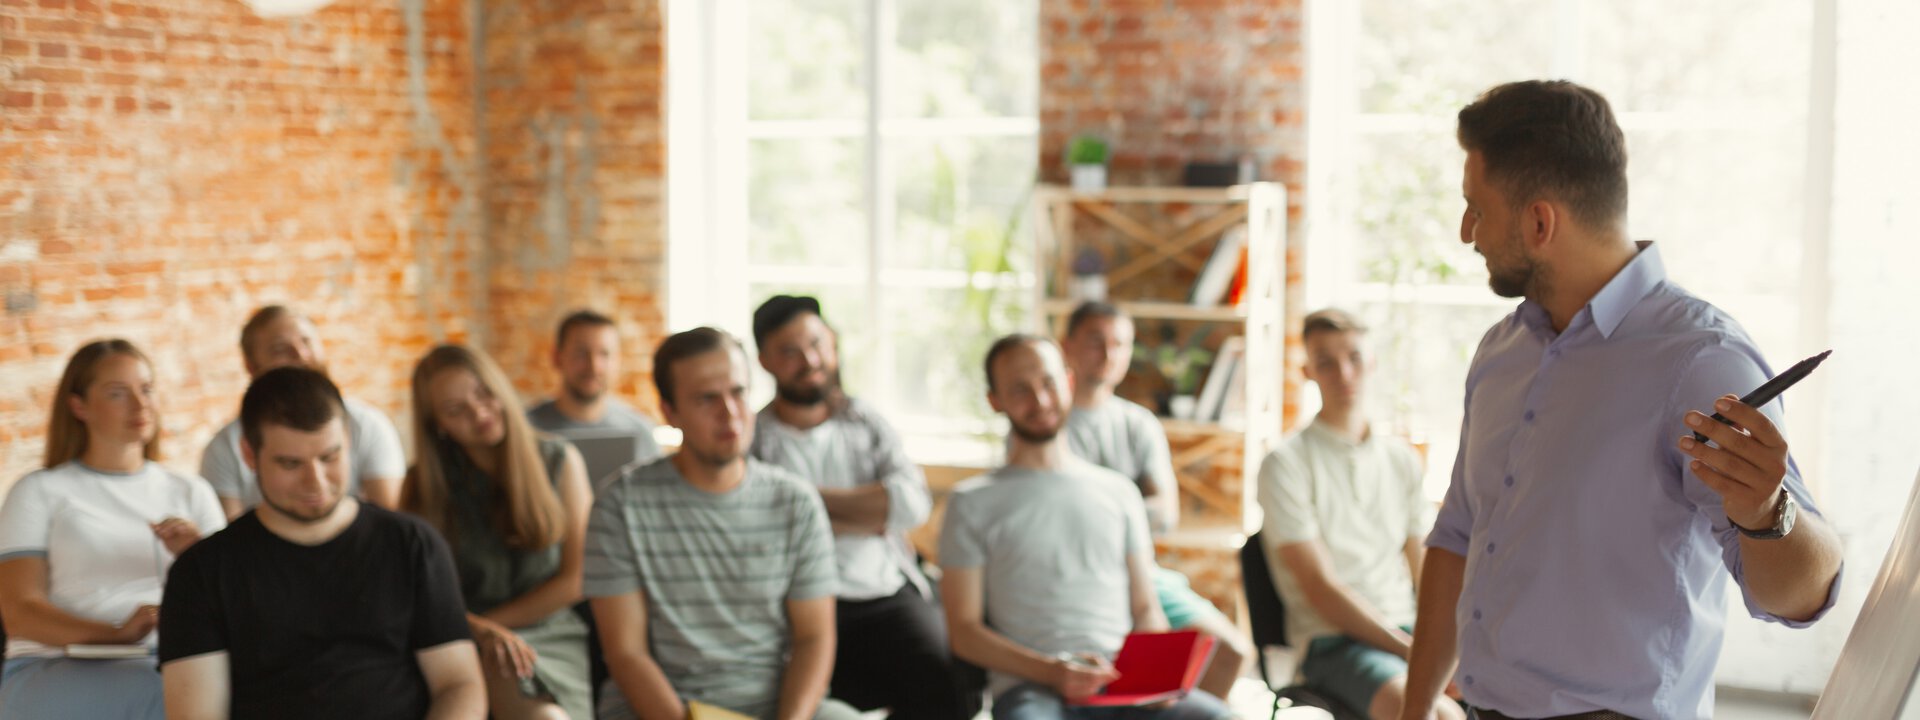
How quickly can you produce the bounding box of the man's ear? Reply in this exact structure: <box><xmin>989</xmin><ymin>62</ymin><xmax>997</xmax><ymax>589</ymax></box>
<box><xmin>1524</xmin><ymin>199</ymin><xmax>1560</xmax><ymax>253</ymax></box>
<box><xmin>240</xmin><ymin>435</ymin><xmax>260</xmax><ymax>473</ymax></box>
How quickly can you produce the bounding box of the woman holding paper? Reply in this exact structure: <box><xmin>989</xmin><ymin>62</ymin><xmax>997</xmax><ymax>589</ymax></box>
<box><xmin>0</xmin><ymin>339</ymin><xmax>225</xmax><ymax>718</ymax></box>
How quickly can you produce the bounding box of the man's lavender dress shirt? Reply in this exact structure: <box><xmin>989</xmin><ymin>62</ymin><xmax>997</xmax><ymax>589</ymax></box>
<box><xmin>1428</xmin><ymin>243</ymin><xmax>1841</xmax><ymax>719</ymax></box>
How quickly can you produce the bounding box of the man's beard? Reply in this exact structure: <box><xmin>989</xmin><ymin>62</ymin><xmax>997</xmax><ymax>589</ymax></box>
<box><xmin>775</xmin><ymin>367</ymin><xmax>840</xmax><ymax>406</ymax></box>
<box><xmin>1486</xmin><ymin>225</ymin><xmax>1541</xmax><ymax>299</ymax></box>
<box><xmin>260</xmin><ymin>492</ymin><xmax>343</xmax><ymax>525</ymax></box>
<box><xmin>564</xmin><ymin>379</ymin><xmax>605</xmax><ymax>405</ymax></box>
<box><xmin>1008</xmin><ymin>416</ymin><xmax>1062</xmax><ymax>444</ymax></box>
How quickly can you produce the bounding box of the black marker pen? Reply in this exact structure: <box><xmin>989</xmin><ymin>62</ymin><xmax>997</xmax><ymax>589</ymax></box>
<box><xmin>1693</xmin><ymin>350</ymin><xmax>1831</xmax><ymax>442</ymax></box>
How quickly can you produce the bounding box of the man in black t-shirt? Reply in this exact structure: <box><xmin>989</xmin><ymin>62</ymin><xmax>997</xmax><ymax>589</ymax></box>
<box><xmin>159</xmin><ymin>367</ymin><xmax>485</xmax><ymax>720</ymax></box>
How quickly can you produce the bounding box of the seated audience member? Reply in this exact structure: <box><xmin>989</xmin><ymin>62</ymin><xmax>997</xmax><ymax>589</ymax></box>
<box><xmin>1055</xmin><ymin>301</ymin><xmax>1253</xmax><ymax>699</ymax></box>
<box><xmin>0</xmin><ymin>339</ymin><xmax>225</xmax><ymax>719</ymax></box>
<box><xmin>584</xmin><ymin>328</ymin><xmax>858</xmax><ymax>720</ymax></box>
<box><xmin>159</xmin><ymin>367</ymin><xmax>485</xmax><ymax>720</ymax></box>
<box><xmin>1256</xmin><ymin>310</ymin><xmax>1461</xmax><ymax>720</ymax></box>
<box><xmin>940</xmin><ymin>334</ymin><xmax>1231</xmax><ymax>720</ymax></box>
<box><xmin>748</xmin><ymin>296</ymin><xmax>979</xmax><ymax>720</ymax></box>
<box><xmin>405</xmin><ymin>345</ymin><xmax>595</xmax><ymax>719</ymax></box>
<box><xmin>527</xmin><ymin>310</ymin><xmax>663</xmax><ymax>463</ymax></box>
<box><xmin>200</xmin><ymin>305</ymin><xmax>407</xmax><ymax>518</ymax></box>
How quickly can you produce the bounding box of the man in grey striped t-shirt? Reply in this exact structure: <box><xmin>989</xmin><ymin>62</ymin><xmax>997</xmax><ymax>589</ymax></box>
<box><xmin>584</xmin><ymin>328</ymin><xmax>859</xmax><ymax>720</ymax></box>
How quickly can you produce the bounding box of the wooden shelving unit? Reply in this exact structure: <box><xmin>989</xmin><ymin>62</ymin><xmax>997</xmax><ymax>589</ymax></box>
<box><xmin>1030</xmin><ymin>183</ymin><xmax>1287</xmax><ymax>533</ymax></box>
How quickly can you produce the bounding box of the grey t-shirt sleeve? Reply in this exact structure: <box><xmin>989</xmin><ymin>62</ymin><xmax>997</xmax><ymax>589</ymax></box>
<box><xmin>786</xmin><ymin>486</ymin><xmax>838</xmax><ymax>601</ymax></box>
<box><xmin>864</xmin><ymin>411</ymin><xmax>933</xmax><ymax>532</ymax></box>
<box><xmin>1131</xmin><ymin>408</ymin><xmax>1177</xmax><ymax>497</ymax></box>
<box><xmin>199</xmin><ymin>426</ymin><xmax>248</xmax><ymax>501</ymax></box>
<box><xmin>582</xmin><ymin>482</ymin><xmax>641</xmax><ymax>598</ymax></box>
<box><xmin>937</xmin><ymin>484</ymin><xmax>986</xmax><ymax>569</ymax></box>
<box><xmin>1119</xmin><ymin>479</ymin><xmax>1153</xmax><ymax>560</ymax></box>
<box><xmin>350</xmin><ymin>402</ymin><xmax>408</xmax><ymax>480</ymax></box>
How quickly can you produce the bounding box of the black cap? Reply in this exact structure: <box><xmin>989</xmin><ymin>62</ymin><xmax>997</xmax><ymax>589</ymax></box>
<box><xmin>752</xmin><ymin>295</ymin><xmax>823</xmax><ymax>349</ymax></box>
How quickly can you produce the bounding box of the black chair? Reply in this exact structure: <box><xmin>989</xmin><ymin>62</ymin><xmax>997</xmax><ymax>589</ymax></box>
<box><xmin>1239</xmin><ymin>531</ymin><xmax>1366</xmax><ymax>720</ymax></box>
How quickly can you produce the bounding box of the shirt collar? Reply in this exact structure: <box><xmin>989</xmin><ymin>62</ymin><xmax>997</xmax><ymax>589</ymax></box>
<box><xmin>1515</xmin><ymin>240</ymin><xmax>1665</xmax><ymax>340</ymax></box>
<box><xmin>1587</xmin><ymin>241</ymin><xmax>1665</xmax><ymax>339</ymax></box>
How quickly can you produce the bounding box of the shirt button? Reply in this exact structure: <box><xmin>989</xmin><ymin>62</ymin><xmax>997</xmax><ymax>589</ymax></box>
<box><xmin>1504</xmin><ymin>475</ymin><xmax>1515</xmax><ymax>488</ymax></box>
<box><xmin>1549</xmin><ymin>348</ymin><xmax>1561</xmax><ymax>358</ymax></box>
<box><xmin>1523</xmin><ymin>410</ymin><xmax>1536</xmax><ymax>422</ymax></box>
<box><xmin>1472</xmin><ymin>609</ymin><xmax>1483</xmax><ymax>621</ymax></box>
<box><xmin>1464</xmin><ymin>676</ymin><xmax>1475</xmax><ymax>686</ymax></box>
<box><xmin>1486</xmin><ymin>542</ymin><xmax>1497</xmax><ymax>554</ymax></box>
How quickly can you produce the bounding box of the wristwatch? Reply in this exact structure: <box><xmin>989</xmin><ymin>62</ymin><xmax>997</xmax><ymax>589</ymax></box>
<box><xmin>1731</xmin><ymin>487</ymin><xmax>1797</xmax><ymax>540</ymax></box>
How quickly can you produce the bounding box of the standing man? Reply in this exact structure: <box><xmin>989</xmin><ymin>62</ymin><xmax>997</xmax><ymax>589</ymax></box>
<box><xmin>527</xmin><ymin>309</ymin><xmax>663</xmax><ymax>461</ymax></box>
<box><xmin>1400</xmin><ymin>80</ymin><xmax>1844</xmax><ymax>720</ymax></box>
<box><xmin>584</xmin><ymin>327</ymin><xmax>859</xmax><ymax>719</ymax></box>
<box><xmin>160</xmin><ymin>367</ymin><xmax>485</xmax><ymax>720</ymax></box>
<box><xmin>748</xmin><ymin>296</ymin><xmax>978</xmax><ymax>719</ymax></box>
<box><xmin>1056</xmin><ymin>301</ymin><xmax>1252</xmax><ymax>700</ymax></box>
<box><xmin>200</xmin><ymin>305</ymin><xmax>407</xmax><ymax>519</ymax></box>
<box><xmin>940</xmin><ymin>334</ymin><xmax>1232</xmax><ymax>720</ymax></box>
<box><xmin>1258</xmin><ymin>309</ymin><xmax>1462</xmax><ymax>720</ymax></box>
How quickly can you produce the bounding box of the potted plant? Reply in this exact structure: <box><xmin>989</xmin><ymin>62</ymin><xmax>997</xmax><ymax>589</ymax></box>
<box><xmin>1066</xmin><ymin>135</ymin><xmax>1110</xmax><ymax>192</ymax></box>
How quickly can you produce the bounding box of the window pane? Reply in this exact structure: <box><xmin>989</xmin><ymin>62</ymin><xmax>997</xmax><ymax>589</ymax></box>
<box><xmin>891</xmin><ymin>134</ymin><xmax>1038</xmax><ymax>271</ymax></box>
<box><xmin>1351</xmin><ymin>131</ymin><xmax>1484</xmax><ymax>288</ymax></box>
<box><xmin>891</xmin><ymin>0</ymin><xmax>1039</xmax><ymax>118</ymax></box>
<box><xmin>882</xmin><ymin>286</ymin><xmax>1031</xmax><ymax>425</ymax></box>
<box><xmin>1353</xmin><ymin>300</ymin><xmax>1516</xmax><ymax>498</ymax></box>
<box><xmin>748</xmin><ymin>138</ymin><xmax>867</xmax><ymax>268</ymax></box>
<box><xmin>749</xmin><ymin>0</ymin><xmax>868</xmax><ymax>121</ymax></box>
<box><xmin>1358</xmin><ymin>0</ymin><xmax>1556</xmax><ymax>115</ymax></box>
<box><xmin>1583</xmin><ymin>0</ymin><xmax>1811</xmax><ymax>114</ymax></box>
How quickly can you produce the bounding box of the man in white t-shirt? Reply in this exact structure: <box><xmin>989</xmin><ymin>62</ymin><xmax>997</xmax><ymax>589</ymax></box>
<box><xmin>746</xmin><ymin>296</ymin><xmax>977</xmax><ymax>719</ymax></box>
<box><xmin>1056</xmin><ymin>301</ymin><xmax>1252</xmax><ymax>700</ymax></box>
<box><xmin>198</xmin><ymin>306</ymin><xmax>406</xmax><ymax>519</ymax></box>
<box><xmin>1256</xmin><ymin>309</ymin><xmax>1462</xmax><ymax>720</ymax></box>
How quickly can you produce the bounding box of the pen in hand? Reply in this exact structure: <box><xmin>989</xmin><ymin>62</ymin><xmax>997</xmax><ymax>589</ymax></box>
<box><xmin>1693</xmin><ymin>350</ymin><xmax>1831</xmax><ymax>442</ymax></box>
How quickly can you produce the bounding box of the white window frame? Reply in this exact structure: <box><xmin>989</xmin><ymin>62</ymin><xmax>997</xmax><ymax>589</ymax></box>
<box><xmin>668</xmin><ymin>0</ymin><xmax>1039</xmax><ymax>460</ymax></box>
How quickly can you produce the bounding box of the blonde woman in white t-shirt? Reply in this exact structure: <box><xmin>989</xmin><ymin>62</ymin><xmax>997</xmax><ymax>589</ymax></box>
<box><xmin>0</xmin><ymin>339</ymin><xmax>226</xmax><ymax>719</ymax></box>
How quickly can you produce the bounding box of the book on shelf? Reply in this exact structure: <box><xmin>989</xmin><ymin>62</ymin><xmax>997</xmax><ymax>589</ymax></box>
<box><xmin>1193</xmin><ymin>337</ymin><xmax>1243</xmax><ymax>423</ymax></box>
<box><xmin>1219</xmin><ymin>350</ymin><xmax>1248</xmax><ymax>429</ymax></box>
<box><xmin>1188</xmin><ymin>226</ymin><xmax>1247</xmax><ymax>307</ymax></box>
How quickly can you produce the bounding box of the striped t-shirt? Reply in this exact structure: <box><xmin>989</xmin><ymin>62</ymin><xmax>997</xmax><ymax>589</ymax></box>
<box><xmin>583</xmin><ymin>456</ymin><xmax>837</xmax><ymax>717</ymax></box>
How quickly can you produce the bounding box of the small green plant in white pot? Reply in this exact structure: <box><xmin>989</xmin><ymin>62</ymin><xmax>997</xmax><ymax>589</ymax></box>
<box><xmin>1067</xmin><ymin>135</ymin><xmax>1109</xmax><ymax>192</ymax></box>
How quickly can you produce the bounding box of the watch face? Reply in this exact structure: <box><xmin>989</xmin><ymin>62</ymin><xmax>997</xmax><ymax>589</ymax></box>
<box><xmin>1779</xmin><ymin>491</ymin><xmax>1798</xmax><ymax>536</ymax></box>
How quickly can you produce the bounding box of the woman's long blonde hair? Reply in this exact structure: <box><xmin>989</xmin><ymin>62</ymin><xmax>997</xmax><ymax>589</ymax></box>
<box><xmin>45</xmin><ymin>339</ymin><xmax>162</xmax><ymax>469</ymax></box>
<box><xmin>402</xmin><ymin>344</ymin><xmax>565</xmax><ymax>550</ymax></box>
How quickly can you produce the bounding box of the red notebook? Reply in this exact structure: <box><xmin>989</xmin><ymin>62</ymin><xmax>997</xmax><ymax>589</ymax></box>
<box><xmin>1069</xmin><ymin>630</ymin><xmax>1217</xmax><ymax>707</ymax></box>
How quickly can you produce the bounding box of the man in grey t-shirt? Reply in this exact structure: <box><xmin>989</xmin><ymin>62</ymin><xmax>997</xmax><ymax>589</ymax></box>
<box><xmin>199</xmin><ymin>305</ymin><xmax>406</xmax><ymax>520</ymax></box>
<box><xmin>583</xmin><ymin>327</ymin><xmax>858</xmax><ymax>720</ymax></box>
<box><xmin>940</xmin><ymin>334</ymin><xmax>1230</xmax><ymax>720</ymax></box>
<box><xmin>1056</xmin><ymin>302</ymin><xmax>1253</xmax><ymax>700</ymax></box>
<box><xmin>747</xmin><ymin>296</ymin><xmax>977</xmax><ymax>720</ymax></box>
<box><xmin>526</xmin><ymin>310</ymin><xmax>663</xmax><ymax>471</ymax></box>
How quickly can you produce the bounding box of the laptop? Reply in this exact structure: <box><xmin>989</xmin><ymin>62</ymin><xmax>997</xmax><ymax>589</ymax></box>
<box><xmin>557</xmin><ymin>431</ymin><xmax>652</xmax><ymax>491</ymax></box>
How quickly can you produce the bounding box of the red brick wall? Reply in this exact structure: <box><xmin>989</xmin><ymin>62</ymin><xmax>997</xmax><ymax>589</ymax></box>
<box><xmin>1039</xmin><ymin>0</ymin><xmax>1309</xmax><ymax>426</ymax></box>
<box><xmin>0</xmin><ymin>0</ymin><xmax>486</xmax><ymax>492</ymax></box>
<box><xmin>476</xmin><ymin>0</ymin><xmax>668</xmax><ymax>415</ymax></box>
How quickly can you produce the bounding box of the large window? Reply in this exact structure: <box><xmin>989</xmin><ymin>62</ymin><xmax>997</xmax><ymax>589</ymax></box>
<box><xmin>1306</xmin><ymin>0</ymin><xmax>1821</xmax><ymax>500</ymax></box>
<box><xmin>670</xmin><ymin>0</ymin><xmax>1038</xmax><ymax>456</ymax></box>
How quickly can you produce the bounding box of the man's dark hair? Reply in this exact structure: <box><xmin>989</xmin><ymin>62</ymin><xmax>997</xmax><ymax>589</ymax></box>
<box><xmin>555</xmin><ymin>309</ymin><xmax>617</xmax><ymax>350</ymax></box>
<box><xmin>240</xmin><ymin>366</ymin><xmax>347</xmax><ymax>453</ymax></box>
<box><xmin>1301</xmin><ymin>307</ymin><xmax>1368</xmax><ymax>344</ymax></box>
<box><xmin>1065</xmin><ymin>300</ymin><xmax>1126</xmax><ymax>339</ymax></box>
<box><xmin>751</xmin><ymin>295</ymin><xmax>824</xmax><ymax>350</ymax></box>
<box><xmin>984</xmin><ymin>333</ymin><xmax>1051</xmax><ymax>392</ymax></box>
<box><xmin>652</xmin><ymin>327</ymin><xmax>744</xmax><ymax>409</ymax></box>
<box><xmin>1457</xmin><ymin>80</ymin><xmax>1628</xmax><ymax>231</ymax></box>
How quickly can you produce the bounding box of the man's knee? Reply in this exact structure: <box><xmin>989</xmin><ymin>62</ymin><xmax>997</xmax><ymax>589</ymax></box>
<box><xmin>1367</xmin><ymin>676</ymin><xmax>1408</xmax><ymax>720</ymax></box>
<box><xmin>990</xmin><ymin>684</ymin><xmax>1065</xmax><ymax>720</ymax></box>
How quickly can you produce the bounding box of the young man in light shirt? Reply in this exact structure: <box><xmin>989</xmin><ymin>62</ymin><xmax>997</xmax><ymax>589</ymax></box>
<box><xmin>1257</xmin><ymin>309</ymin><xmax>1462</xmax><ymax>720</ymax></box>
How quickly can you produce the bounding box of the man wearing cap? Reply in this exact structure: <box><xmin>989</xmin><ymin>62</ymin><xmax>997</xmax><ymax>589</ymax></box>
<box><xmin>747</xmin><ymin>295</ymin><xmax>980</xmax><ymax>719</ymax></box>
